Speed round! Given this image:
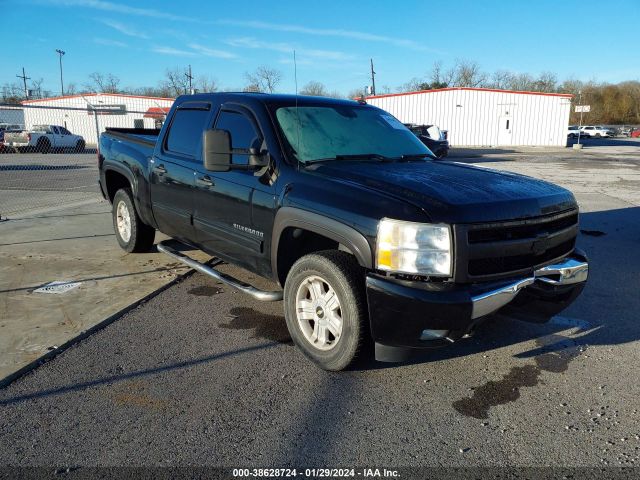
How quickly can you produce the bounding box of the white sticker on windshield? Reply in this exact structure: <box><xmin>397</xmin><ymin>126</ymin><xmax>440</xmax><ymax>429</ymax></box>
<box><xmin>381</xmin><ymin>114</ymin><xmax>406</xmax><ymax>130</ymax></box>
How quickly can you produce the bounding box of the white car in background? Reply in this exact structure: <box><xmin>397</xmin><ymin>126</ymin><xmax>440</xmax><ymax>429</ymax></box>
<box><xmin>3</xmin><ymin>124</ymin><xmax>85</xmax><ymax>153</ymax></box>
<box><xmin>567</xmin><ymin>125</ymin><xmax>583</xmax><ymax>139</ymax></box>
<box><xmin>580</xmin><ymin>126</ymin><xmax>614</xmax><ymax>138</ymax></box>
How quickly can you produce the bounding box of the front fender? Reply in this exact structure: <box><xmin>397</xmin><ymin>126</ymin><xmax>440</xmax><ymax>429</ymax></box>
<box><xmin>271</xmin><ymin>206</ymin><xmax>373</xmax><ymax>283</ymax></box>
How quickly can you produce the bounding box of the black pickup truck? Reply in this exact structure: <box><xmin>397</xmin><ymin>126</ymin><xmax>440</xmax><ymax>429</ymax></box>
<box><xmin>98</xmin><ymin>93</ymin><xmax>588</xmax><ymax>371</ymax></box>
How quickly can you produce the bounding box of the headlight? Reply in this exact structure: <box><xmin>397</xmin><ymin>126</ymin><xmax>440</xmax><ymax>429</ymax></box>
<box><xmin>376</xmin><ymin>218</ymin><xmax>452</xmax><ymax>276</ymax></box>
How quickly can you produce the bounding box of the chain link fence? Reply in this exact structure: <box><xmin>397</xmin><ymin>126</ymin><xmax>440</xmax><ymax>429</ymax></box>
<box><xmin>0</xmin><ymin>94</ymin><xmax>172</xmax><ymax>219</ymax></box>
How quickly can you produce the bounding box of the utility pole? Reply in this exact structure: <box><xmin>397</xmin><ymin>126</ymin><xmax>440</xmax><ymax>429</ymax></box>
<box><xmin>577</xmin><ymin>90</ymin><xmax>583</xmax><ymax>146</ymax></box>
<box><xmin>185</xmin><ymin>65</ymin><xmax>193</xmax><ymax>94</ymax></box>
<box><xmin>16</xmin><ymin>67</ymin><xmax>31</xmax><ymax>99</ymax></box>
<box><xmin>370</xmin><ymin>58</ymin><xmax>376</xmax><ymax>96</ymax></box>
<box><xmin>56</xmin><ymin>49</ymin><xmax>65</xmax><ymax>96</ymax></box>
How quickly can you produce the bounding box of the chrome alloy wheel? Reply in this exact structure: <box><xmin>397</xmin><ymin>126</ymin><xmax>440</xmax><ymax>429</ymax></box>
<box><xmin>295</xmin><ymin>275</ymin><xmax>343</xmax><ymax>351</ymax></box>
<box><xmin>116</xmin><ymin>200</ymin><xmax>132</xmax><ymax>243</ymax></box>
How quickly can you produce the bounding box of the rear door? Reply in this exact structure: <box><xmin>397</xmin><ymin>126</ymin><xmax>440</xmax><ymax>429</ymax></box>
<box><xmin>149</xmin><ymin>101</ymin><xmax>213</xmax><ymax>244</ymax></box>
<box><xmin>193</xmin><ymin>105</ymin><xmax>275</xmax><ymax>272</ymax></box>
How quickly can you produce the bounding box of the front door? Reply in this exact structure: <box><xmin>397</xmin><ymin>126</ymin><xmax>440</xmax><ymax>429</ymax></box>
<box><xmin>497</xmin><ymin>115</ymin><xmax>513</xmax><ymax>146</ymax></box>
<box><xmin>193</xmin><ymin>106</ymin><xmax>275</xmax><ymax>272</ymax></box>
<box><xmin>149</xmin><ymin>102</ymin><xmax>212</xmax><ymax>243</ymax></box>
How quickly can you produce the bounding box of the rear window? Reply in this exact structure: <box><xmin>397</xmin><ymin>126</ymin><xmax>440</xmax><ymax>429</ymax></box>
<box><xmin>165</xmin><ymin>107</ymin><xmax>211</xmax><ymax>157</ymax></box>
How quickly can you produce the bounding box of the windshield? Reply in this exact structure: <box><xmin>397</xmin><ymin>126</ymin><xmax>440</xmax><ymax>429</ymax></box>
<box><xmin>275</xmin><ymin>105</ymin><xmax>432</xmax><ymax>163</ymax></box>
<box><xmin>33</xmin><ymin>125</ymin><xmax>50</xmax><ymax>132</ymax></box>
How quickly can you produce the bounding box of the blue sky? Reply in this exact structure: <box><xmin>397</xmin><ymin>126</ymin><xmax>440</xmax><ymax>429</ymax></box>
<box><xmin>2</xmin><ymin>0</ymin><xmax>639</xmax><ymax>96</ymax></box>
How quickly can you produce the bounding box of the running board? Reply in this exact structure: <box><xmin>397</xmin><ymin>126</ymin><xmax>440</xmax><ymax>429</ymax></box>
<box><xmin>157</xmin><ymin>241</ymin><xmax>283</xmax><ymax>302</ymax></box>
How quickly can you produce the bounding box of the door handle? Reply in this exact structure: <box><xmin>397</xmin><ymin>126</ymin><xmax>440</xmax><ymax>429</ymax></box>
<box><xmin>154</xmin><ymin>164</ymin><xmax>167</xmax><ymax>174</ymax></box>
<box><xmin>196</xmin><ymin>175</ymin><xmax>214</xmax><ymax>187</ymax></box>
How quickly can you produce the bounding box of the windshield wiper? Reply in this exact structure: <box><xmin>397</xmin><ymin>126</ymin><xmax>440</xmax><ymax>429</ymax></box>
<box><xmin>306</xmin><ymin>153</ymin><xmax>396</xmax><ymax>164</ymax></box>
<box><xmin>399</xmin><ymin>153</ymin><xmax>436</xmax><ymax>161</ymax></box>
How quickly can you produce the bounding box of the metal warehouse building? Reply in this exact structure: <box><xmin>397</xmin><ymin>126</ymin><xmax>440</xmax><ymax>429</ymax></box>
<box><xmin>366</xmin><ymin>87</ymin><xmax>573</xmax><ymax>147</ymax></box>
<box><xmin>21</xmin><ymin>93</ymin><xmax>174</xmax><ymax>145</ymax></box>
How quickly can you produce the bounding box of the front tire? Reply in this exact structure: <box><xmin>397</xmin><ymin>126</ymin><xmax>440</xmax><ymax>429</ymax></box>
<box><xmin>75</xmin><ymin>139</ymin><xmax>85</xmax><ymax>153</ymax></box>
<box><xmin>284</xmin><ymin>251</ymin><xmax>367</xmax><ymax>371</ymax></box>
<box><xmin>112</xmin><ymin>188</ymin><xmax>155</xmax><ymax>253</ymax></box>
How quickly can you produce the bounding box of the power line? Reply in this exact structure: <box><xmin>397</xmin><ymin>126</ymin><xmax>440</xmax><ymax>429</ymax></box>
<box><xmin>16</xmin><ymin>67</ymin><xmax>31</xmax><ymax>99</ymax></box>
<box><xmin>56</xmin><ymin>49</ymin><xmax>65</xmax><ymax>96</ymax></box>
<box><xmin>370</xmin><ymin>58</ymin><xmax>376</xmax><ymax>96</ymax></box>
<box><xmin>185</xmin><ymin>65</ymin><xmax>193</xmax><ymax>94</ymax></box>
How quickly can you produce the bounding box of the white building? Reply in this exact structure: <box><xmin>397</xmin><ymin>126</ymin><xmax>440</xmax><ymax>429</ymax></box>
<box><xmin>21</xmin><ymin>93</ymin><xmax>174</xmax><ymax>145</ymax></box>
<box><xmin>366</xmin><ymin>87</ymin><xmax>573</xmax><ymax>147</ymax></box>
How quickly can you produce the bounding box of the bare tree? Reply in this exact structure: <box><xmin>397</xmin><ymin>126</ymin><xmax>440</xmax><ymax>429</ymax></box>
<box><xmin>196</xmin><ymin>75</ymin><xmax>219</xmax><ymax>93</ymax></box>
<box><xmin>30</xmin><ymin>78</ymin><xmax>45</xmax><ymax>98</ymax></box>
<box><xmin>452</xmin><ymin>60</ymin><xmax>487</xmax><ymax>88</ymax></box>
<box><xmin>243</xmin><ymin>83</ymin><xmax>261</xmax><ymax>93</ymax></box>
<box><xmin>1</xmin><ymin>82</ymin><xmax>23</xmax><ymax>103</ymax></box>
<box><xmin>65</xmin><ymin>83</ymin><xmax>78</xmax><ymax>94</ymax></box>
<box><xmin>300</xmin><ymin>81</ymin><xmax>328</xmax><ymax>96</ymax></box>
<box><xmin>347</xmin><ymin>87</ymin><xmax>366</xmax><ymax>100</ymax></box>
<box><xmin>429</xmin><ymin>61</ymin><xmax>453</xmax><ymax>88</ymax></box>
<box><xmin>534</xmin><ymin>72</ymin><xmax>558</xmax><ymax>93</ymax></box>
<box><xmin>160</xmin><ymin>67</ymin><xmax>189</xmax><ymax>97</ymax></box>
<box><xmin>244</xmin><ymin>66</ymin><xmax>282</xmax><ymax>93</ymax></box>
<box><xmin>488</xmin><ymin>70</ymin><xmax>513</xmax><ymax>90</ymax></box>
<box><xmin>397</xmin><ymin>77</ymin><xmax>430</xmax><ymax>93</ymax></box>
<box><xmin>87</xmin><ymin>72</ymin><xmax>121</xmax><ymax>93</ymax></box>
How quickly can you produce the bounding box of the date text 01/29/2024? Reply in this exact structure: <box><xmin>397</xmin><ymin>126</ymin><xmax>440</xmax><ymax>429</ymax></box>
<box><xmin>232</xmin><ymin>468</ymin><xmax>399</xmax><ymax>477</ymax></box>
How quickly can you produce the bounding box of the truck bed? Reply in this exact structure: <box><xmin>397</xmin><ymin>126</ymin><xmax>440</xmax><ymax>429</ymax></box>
<box><xmin>104</xmin><ymin>128</ymin><xmax>161</xmax><ymax>146</ymax></box>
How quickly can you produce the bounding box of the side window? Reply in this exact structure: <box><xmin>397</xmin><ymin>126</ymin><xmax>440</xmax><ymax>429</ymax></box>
<box><xmin>214</xmin><ymin>110</ymin><xmax>260</xmax><ymax>165</ymax></box>
<box><xmin>165</xmin><ymin>108</ymin><xmax>211</xmax><ymax>157</ymax></box>
<box><xmin>60</xmin><ymin>127</ymin><xmax>71</xmax><ymax>135</ymax></box>
<box><xmin>51</xmin><ymin>126</ymin><xmax>59</xmax><ymax>134</ymax></box>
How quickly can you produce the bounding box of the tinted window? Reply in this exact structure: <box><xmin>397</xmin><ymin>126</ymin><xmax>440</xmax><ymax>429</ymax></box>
<box><xmin>215</xmin><ymin>111</ymin><xmax>260</xmax><ymax>165</ymax></box>
<box><xmin>166</xmin><ymin>108</ymin><xmax>210</xmax><ymax>157</ymax></box>
<box><xmin>59</xmin><ymin>127</ymin><xmax>71</xmax><ymax>135</ymax></box>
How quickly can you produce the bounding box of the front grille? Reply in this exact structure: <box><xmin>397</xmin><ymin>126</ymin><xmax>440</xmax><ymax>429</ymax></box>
<box><xmin>467</xmin><ymin>212</ymin><xmax>578</xmax><ymax>244</ymax></box>
<box><xmin>454</xmin><ymin>209</ymin><xmax>579</xmax><ymax>282</ymax></box>
<box><xmin>468</xmin><ymin>238</ymin><xmax>575</xmax><ymax>276</ymax></box>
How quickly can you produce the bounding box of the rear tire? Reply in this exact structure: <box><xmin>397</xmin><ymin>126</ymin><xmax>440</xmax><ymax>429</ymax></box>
<box><xmin>112</xmin><ymin>188</ymin><xmax>155</xmax><ymax>253</ymax></box>
<box><xmin>283</xmin><ymin>250</ymin><xmax>368</xmax><ymax>371</ymax></box>
<box><xmin>37</xmin><ymin>138</ymin><xmax>51</xmax><ymax>154</ymax></box>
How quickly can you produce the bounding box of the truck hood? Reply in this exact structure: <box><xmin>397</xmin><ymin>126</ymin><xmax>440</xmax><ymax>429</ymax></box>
<box><xmin>308</xmin><ymin>160</ymin><xmax>577</xmax><ymax>223</ymax></box>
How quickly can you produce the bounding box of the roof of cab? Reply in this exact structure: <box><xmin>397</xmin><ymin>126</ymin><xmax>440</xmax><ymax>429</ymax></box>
<box><xmin>174</xmin><ymin>92</ymin><xmax>363</xmax><ymax>108</ymax></box>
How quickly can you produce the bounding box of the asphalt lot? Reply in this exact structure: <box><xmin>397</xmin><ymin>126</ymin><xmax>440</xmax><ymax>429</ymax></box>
<box><xmin>0</xmin><ymin>145</ymin><xmax>639</xmax><ymax>470</ymax></box>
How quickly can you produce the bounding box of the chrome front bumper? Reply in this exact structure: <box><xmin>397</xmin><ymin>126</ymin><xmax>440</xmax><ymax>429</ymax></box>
<box><xmin>470</xmin><ymin>256</ymin><xmax>589</xmax><ymax>320</ymax></box>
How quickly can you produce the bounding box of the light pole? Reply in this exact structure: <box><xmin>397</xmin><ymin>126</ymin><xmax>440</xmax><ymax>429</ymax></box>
<box><xmin>56</xmin><ymin>49</ymin><xmax>65</xmax><ymax>96</ymax></box>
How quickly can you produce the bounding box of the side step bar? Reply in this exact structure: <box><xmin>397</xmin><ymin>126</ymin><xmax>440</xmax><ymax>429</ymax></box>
<box><xmin>157</xmin><ymin>240</ymin><xmax>283</xmax><ymax>302</ymax></box>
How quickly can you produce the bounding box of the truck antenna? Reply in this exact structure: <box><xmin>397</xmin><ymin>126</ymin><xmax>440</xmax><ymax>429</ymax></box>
<box><xmin>294</xmin><ymin>50</ymin><xmax>301</xmax><ymax>171</ymax></box>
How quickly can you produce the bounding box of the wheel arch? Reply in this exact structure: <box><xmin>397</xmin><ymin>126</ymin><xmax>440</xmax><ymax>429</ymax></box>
<box><xmin>104</xmin><ymin>166</ymin><xmax>135</xmax><ymax>202</ymax></box>
<box><xmin>271</xmin><ymin>207</ymin><xmax>373</xmax><ymax>286</ymax></box>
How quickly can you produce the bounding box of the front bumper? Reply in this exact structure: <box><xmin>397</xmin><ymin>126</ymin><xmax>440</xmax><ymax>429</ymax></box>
<box><xmin>366</xmin><ymin>250</ymin><xmax>588</xmax><ymax>361</ymax></box>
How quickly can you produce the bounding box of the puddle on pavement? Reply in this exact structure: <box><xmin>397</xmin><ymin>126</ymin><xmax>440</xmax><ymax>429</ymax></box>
<box><xmin>188</xmin><ymin>285</ymin><xmax>223</xmax><ymax>296</ymax></box>
<box><xmin>453</xmin><ymin>334</ymin><xmax>586</xmax><ymax>419</ymax></box>
<box><xmin>221</xmin><ymin>307</ymin><xmax>292</xmax><ymax>345</ymax></box>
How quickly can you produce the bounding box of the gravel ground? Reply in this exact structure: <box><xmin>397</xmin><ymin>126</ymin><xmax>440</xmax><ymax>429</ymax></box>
<box><xmin>0</xmin><ymin>151</ymin><xmax>639</xmax><ymax>472</ymax></box>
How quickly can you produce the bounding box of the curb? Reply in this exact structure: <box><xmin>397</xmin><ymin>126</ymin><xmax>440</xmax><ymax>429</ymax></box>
<box><xmin>0</xmin><ymin>265</ymin><xmax>202</xmax><ymax>390</ymax></box>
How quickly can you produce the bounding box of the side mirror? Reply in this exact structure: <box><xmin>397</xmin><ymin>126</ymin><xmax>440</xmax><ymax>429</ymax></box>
<box><xmin>248</xmin><ymin>138</ymin><xmax>270</xmax><ymax>168</ymax></box>
<box><xmin>203</xmin><ymin>129</ymin><xmax>231</xmax><ymax>172</ymax></box>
